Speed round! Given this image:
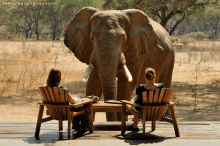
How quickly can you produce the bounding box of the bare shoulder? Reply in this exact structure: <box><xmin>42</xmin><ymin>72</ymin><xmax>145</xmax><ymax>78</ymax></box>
<box><xmin>155</xmin><ymin>83</ymin><xmax>165</xmax><ymax>88</ymax></box>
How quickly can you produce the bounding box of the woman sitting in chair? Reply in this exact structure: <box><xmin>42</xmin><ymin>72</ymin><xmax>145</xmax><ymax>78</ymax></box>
<box><xmin>126</xmin><ymin>68</ymin><xmax>165</xmax><ymax>132</ymax></box>
<box><xmin>46</xmin><ymin>68</ymin><xmax>95</xmax><ymax>135</ymax></box>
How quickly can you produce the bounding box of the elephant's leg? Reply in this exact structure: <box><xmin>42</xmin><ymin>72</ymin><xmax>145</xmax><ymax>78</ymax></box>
<box><xmin>86</xmin><ymin>70</ymin><xmax>102</xmax><ymax>121</ymax></box>
<box><xmin>157</xmin><ymin>56</ymin><xmax>174</xmax><ymax>88</ymax></box>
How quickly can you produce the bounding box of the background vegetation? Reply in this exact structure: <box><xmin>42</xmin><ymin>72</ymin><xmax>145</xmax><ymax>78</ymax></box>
<box><xmin>0</xmin><ymin>0</ymin><xmax>219</xmax><ymax>41</ymax></box>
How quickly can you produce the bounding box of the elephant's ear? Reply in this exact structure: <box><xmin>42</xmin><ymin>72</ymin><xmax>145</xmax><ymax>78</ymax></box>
<box><xmin>63</xmin><ymin>7</ymin><xmax>100</xmax><ymax>64</ymax></box>
<box><xmin>123</xmin><ymin>9</ymin><xmax>160</xmax><ymax>54</ymax></box>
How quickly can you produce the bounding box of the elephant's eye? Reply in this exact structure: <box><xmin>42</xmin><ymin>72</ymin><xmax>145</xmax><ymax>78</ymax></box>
<box><xmin>122</xmin><ymin>37</ymin><xmax>127</xmax><ymax>42</ymax></box>
<box><xmin>91</xmin><ymin>37</ymin><xmax>94</xmax><ymax>40</ymax></box>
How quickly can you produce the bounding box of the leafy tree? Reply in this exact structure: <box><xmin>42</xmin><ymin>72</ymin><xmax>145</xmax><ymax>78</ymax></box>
<box><xmin>9</xmin><ymin>5</ymin><xmax>34</xmax><ymax>39</ymax></box>
<box><xmin>203</xmin><ymin>5</ymin><xmax>220</xmax><ymax>39</ymax></box>
<box><xmin>102</xmin><ymin>0</ymin><xmax>219</xmax><ymax>35</ymax></box>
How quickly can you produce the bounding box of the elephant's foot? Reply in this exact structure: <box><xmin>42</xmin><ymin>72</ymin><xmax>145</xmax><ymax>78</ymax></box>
<box><xmin>106</xmin><ymin>112</ymin><xmax>117</xmax><ymax>121</ymax></box>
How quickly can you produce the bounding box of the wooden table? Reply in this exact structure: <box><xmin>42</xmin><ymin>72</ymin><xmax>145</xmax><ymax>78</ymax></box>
<box><xmin>93</xmin><ymin>101</ymin><xmax>122</xmax><ymax>113</ymax></box>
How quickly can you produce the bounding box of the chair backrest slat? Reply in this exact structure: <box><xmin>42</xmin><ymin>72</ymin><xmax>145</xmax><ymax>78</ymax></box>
<box><xmin>64</xmin><ymin>90</ymin><xmax>70</xmax><ymax>102</ymax></box>
<box><xmin>38</xmin><ymin>87</ymin><xmax>48</xmax><ymax>103</ymax></box>
<box><xmin>38</xmin><ymin>86</ymin><xmax>71</xmax><ymax>120</ymax></box>
<box><xmin>142</xmin><ymin>91</ymin><xmax>147</xmax><ymax>104</ymax></box>
<box><xmin>162</xmin><ymin>89</ymin><xmax>174</xmax><ymax>104</ymax></box>
<box><xmin>141</xmin><ymin>88</ymin><xmax>174</xmax><ymax>121</ymax></box>
<box><xmin>53</xmin><ymin>87</ymin><xmax>63</xmax><ymax>119</ymax></box>
<box><xmin>43</xmin><ymin>87</ymin><xmax>52</xmax><ymax>103</ymax></box>
<box><xmin>157</xmin><ymin>89</ymin><xmax>166</xmax><ymax>103</ymax></box>
<box><xmin>60</xmin><ymin>89</ymin><xmax>67</xmax><ymax>120</ymax></box>
<box><xmin>48</xmin><ymin>87</ymin><xmax>56</xmax><ymax>103</ymax></box>
<box><xmin>53</xmin><ymin>88</ymin><xmax>60</xmax><ymax>103</ymax></box>
<box><xmin>148</xmin><ymin>91</ymin><xmax>153</xmax><ymax>104</ymax></box>
<box><xmin>153</xmin><ymin>89</ymin><xmax>159</xmax><ymax>104</ymax></box>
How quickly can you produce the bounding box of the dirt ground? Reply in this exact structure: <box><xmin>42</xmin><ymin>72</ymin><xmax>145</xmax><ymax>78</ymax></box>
<box><xmin>0</xmin><ymin>41</ymin><xmax>220</xmax><ymax>122</ymax></box>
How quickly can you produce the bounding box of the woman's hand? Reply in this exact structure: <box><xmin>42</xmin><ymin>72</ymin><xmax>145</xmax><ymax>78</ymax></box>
<box><xmin>87</xmin><ymin>95</ymin><xmax>99</xmax><ymax>103</ymax></box>
<box><xmin>69</xmin><ymin>93</ymin><xmax>77</xmax><ymax>104</ymax></box>
<box><xmin>134</xmin><ymin>94</ymin><xmax>139</xmax><ymax>100</ymax></box>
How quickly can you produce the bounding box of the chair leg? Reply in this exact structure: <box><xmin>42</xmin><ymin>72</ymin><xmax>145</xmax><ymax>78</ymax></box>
<box><xmin>121</xmin><ymin>103</ymin><xmax>126</xmax><ymax>135</ymax></box>
<box><xmin>35</xmin><ymin>105</ymin><xmax>44</xmax><ymax>138</ymax></box>
<box><xmin>152</xmin><ymin>121</ymin><xmax>156</xmax><ymax>131</ymax></box>
<box><xmin>59</xmin><ymin>120</ymin><xmax>63</xmax><ymax>131</ymax></box>
<box><xmin>142</xmin><ymin>108</ymin><xmax>147</xmax><ymax>135</ymax></box>
<box><xmin>67</xmin><ymin>107</ymin><xmax>71</xmax><ymax>140</ymax></box>
<box><xmin>168</xmin><ymin>105</ymin><xmax>180</xmax><ymax>137</ymax></box>
<box><xmin>59</xmin><ymin>120</ymin><xmax>63</xmax><ymax>139</ymax></box>
<box><xmin>88</xmin><ymin>103</ymin><xmax>93</xmax><ymax>133</ymax></box>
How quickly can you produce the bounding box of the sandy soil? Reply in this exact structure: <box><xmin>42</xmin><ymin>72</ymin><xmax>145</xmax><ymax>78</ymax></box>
<box><xmin>0</xmin><ymin>41</ymin><xmax>220</xmax><ymax>122</ymax></box>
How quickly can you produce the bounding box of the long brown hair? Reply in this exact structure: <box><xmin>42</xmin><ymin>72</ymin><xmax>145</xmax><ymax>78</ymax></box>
<box><xmin>144</xmin><ymin>68</ymin><xmax>156</xmax><ymax>80</ymax></box>
<box><xmin>47</xmin><ymin>68</ymin><xmax>61</xmax><ymax>87</ymax></box>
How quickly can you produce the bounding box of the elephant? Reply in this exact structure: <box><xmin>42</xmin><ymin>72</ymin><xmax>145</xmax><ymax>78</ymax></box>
<box><xmin>63</xmin><ymin>7</ymin><xmax>175</xmax><ymax>121</ymax></box>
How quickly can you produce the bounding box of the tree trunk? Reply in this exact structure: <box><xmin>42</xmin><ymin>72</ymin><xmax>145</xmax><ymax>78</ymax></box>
<box><xmin>25</xmin><ymin>31</ymin><xmax>28</xmax><ymax>39</ymax></box>
<box><xmin>160</xmin><ymin>4</ymin><xmax>166</xmax><ymax>26</ymax></box>
<box><xmin>32</xmin><ymin>5</ymin><xmax>42</xmax><ymax>41</ymax></box>
<box><xmin>35</xmin><ymin>23</ymin><xmax>39</xmax><ymax>40</ymax></box>
<box><xmin>52</xmin><ymin>23</ymin><xmax>55</xmax><ymax>41</ymax></box>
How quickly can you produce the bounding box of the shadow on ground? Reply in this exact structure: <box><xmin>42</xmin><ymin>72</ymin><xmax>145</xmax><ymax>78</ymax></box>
<box><xmin>24</xmin><ymin>131</ymin><xmax>174</xmax><ymax>145</ymax></box>
<box><xmin>114</xmin><ymin>133</ymin><xmax>173</xmax><ymax>145</ymax></box>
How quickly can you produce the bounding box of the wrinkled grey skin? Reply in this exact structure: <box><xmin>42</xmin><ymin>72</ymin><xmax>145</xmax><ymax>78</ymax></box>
<box><xmin>63</xmin><ymin>7</ymin><xmax>175</xmax><ymax>121</ymax></box>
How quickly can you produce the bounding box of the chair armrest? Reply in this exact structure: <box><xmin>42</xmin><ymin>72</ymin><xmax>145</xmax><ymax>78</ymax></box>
<box><xmin>120</xmin><ymin>100</ymin><xmax>139</xmax><ymax>107</ymax></box>
<box><xmin>38</xmin><ymin>99</ymin><xmax>93</xmax><ymax>107</ymax></box>
<box><xmin>170</xmin><ymin>101</ymin><xmax>176</xmax><ymax>105</ymax></box>
<box><xmin>87</xmin><ymin>96</ymin><xmax>99</xmax><ymax>103</ymax></box>
<box><xmin>73</xmin><ymin>99</ymin><xmax>93</xmax><ymax>107</ymax></box>
<box><xmin>120</xmin><ymin>100</ymin><xmax>174</xmax><ymax>108</ymax></box>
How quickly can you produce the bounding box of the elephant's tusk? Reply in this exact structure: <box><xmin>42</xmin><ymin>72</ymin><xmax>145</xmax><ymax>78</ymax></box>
<box><xmin>82</xmin><ymin>64</ymin><xmax>94</xmax><ymax>82</ymax></box>
<box><xmin>122</xmin><ymin>64</ymin><xmax>133</xmax><ymax>82</ymax></box>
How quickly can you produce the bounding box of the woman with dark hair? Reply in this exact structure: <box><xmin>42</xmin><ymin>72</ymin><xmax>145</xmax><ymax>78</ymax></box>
<box><xmin>46</xmin><ymin>68</ymin><xmax>77</xmax><ymax>105</ymax></box>
<box><xmin>126</xmin><ymin>68</ymin><xmax>165</xmax><ymax>132</ymax></box>
<box><xmin>45</xmin><ymin>68</ymin><xmax>95</xmax><ymax>135</ymax></box>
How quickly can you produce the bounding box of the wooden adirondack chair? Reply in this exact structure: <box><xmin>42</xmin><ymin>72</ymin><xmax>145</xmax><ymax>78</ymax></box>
<box><xmin>35</xmin><ymin>86</ymin><xmax>94</xmax><ymax>139</ymax></box>
<box><xmin>121</xmin><ymin>88</ymin><xmax>180</xmax><ymax>137</ymax></box>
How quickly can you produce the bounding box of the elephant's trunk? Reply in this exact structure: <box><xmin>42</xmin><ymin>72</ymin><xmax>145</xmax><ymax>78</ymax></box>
<box><xmin>97</xmin><ymin>49</ymin><xmax>118</xmax><ymax>99</ymax></box>
<box><xmin>99</xmin><ymin>71</ymin><xmax>117</xmax><ymax>100</ymax></box>
<box><xmin>97</xmin><ymin>54</ymin><xmax>118</xmax><ymax>121</ymax></box>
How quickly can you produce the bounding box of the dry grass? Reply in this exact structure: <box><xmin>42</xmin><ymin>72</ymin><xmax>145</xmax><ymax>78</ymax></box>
<box><xmin>0</xmin><ymin>40</ymin><xmax>220</xmax><ymax>122</ymax></box>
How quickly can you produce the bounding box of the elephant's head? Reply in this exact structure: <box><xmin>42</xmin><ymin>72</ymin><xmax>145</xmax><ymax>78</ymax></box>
<box><xmin>63</xmin><ymin>7</ymin><xmax>160</xmax><ymax>101</ymax></box>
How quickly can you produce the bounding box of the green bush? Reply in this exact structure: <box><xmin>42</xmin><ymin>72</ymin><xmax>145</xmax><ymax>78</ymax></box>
<box><xmin>39</xmin><ymin>34</ymin><xmax>51</xmax><ymax>40</ymax></box>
